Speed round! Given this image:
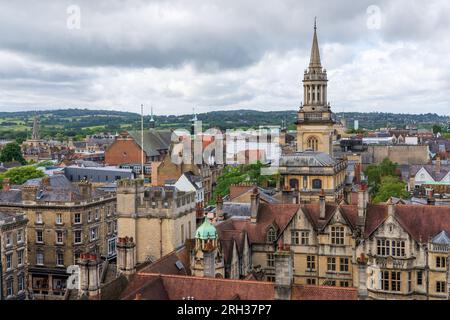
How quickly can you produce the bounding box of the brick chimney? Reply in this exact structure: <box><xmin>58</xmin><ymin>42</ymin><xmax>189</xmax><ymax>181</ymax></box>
<box><xmin>2</xmin><ymin>178</ymin><xmax>11</xmax><ymax>192</ymax></box>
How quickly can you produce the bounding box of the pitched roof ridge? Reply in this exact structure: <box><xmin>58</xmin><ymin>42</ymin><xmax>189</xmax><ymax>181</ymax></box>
<box><xmin>137</xmin><ymin>272</ymin><xmax>275</xmax><ymax>286</ymax></box>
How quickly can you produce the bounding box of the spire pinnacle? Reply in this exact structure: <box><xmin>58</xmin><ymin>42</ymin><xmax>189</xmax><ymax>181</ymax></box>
<box><xmin>309</xmin><ymin>17</ymin><xmax>322</xmax><ymax>68</ymax></box>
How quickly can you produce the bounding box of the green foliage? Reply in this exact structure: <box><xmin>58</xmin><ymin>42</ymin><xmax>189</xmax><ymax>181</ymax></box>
<box><xmin>211</xmin><ymin>162</ymin><xmax>278</xmax><ymax>204</ymax></box>
<box><xmin>0</xmin><ymin>165</ymin><xmax>45</xmax><ymax>187</ymax></box>
<box><xmin>0</xmin><ymin>142</ymin><xmax>26</xmax><ymax>165</ymax></box>
<box><xmin>432</xmin><ymin>125</ymin><xmax>442</xmax><ymax>134</ymax></box>
<box><xmin>364</xmin><ymin>158</ymin><xmax>397</xmax><ymax>194</ymax></box>
<box><xmin>373</xmin><ymin>176</ymin><xmax>409</xmax><ymax>204</ymax></box>
<box><xmin>364</xmin><ymin>158</ymin><xmax>408</xmax><ymax>203</ymax></box>
<box><xmin>35</xmin><ymin>160</ymin><xmax>55</xmax><ymax>168</ymax></box>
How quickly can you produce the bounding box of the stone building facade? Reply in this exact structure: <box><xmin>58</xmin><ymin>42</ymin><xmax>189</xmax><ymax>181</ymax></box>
<box><xmin>1</xmin><ymin>211</ymin><xmax>28</xmax><ymax>300</ymax></box>
<box><xmin>116</xmin><ymin>179</ymin><xmax>197</xmax><ymax>265</ymax></box>
<box><xmin>0</xmin><ymin>174</ymin><xmax>117</xmax><ymax>299</ymax></box>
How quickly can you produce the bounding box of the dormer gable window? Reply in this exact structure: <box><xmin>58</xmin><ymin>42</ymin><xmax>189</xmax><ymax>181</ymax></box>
<box><xmin>267</xmin><ymin>227</ymin><xmax>277</xmax><ymax>243</ymax></box>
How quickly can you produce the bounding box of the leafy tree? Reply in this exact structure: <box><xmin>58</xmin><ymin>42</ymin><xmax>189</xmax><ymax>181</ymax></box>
<box><xmin>0</xmin><ymin>165</ymin><xmax>45</xmax><ymax>187</ymax></box>
<box><xmin>211</xmin><ymin>161</ymin><xmax>277</xmax><ymax>204</ymax></box>
<box><xmin>0</xmin><ymin>142</ymin><xmax>26</xmax><ymax>165</ymax></box>
<box><xmin>373</xmin><ymin>176</ymin><xmax>409</xmax><ymax>204</ymax></box>
<box><xmin>432</xmin><ymin>125</ymin><xmax>442</xmax><ymax>134</ymax></box>
<box><xmin>364</xmin><ymin>158</ymin><xmax>397</xmax><ymax>194</ymax></box>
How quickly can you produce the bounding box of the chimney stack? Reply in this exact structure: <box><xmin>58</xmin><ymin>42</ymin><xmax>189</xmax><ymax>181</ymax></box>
<box><xmin>78</xmin><ymin>179</ymin><xmax>93</xmax><ymax>200</ymax></box>
<box><xmin>250</xmin><ymin>186</ymin><xmax>260</xmax><ymax>223</ymax></box>
<box><xmin>357</xmin><ymin>183</ymin><xmax>369</xmax><ymax>229</ymax></box>
<box><xmin>117</xmin><ymin>237</ymin><xmax>136</xmax><ymax>276</ymax></box>
<box><xmin>319</xmin><ymin>190</ymin><xmax>326</xmax><ymax>220</ymax></box>
<box><xmin>274</xmin><ymin>250</ymin><xmax>293</xmax><ymax>300</ymax></box>
<box><xmin>216</xmin><ymin>195</ymin><xmax>224</xmax><ymax>221</ymax></box>
<box><xmin>78</xmin><ymin>253</ymin><xmax>101</xmax><ymax>298</ymax></box>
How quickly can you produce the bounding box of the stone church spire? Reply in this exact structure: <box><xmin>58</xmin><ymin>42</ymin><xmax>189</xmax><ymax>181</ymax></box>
<box><xmin>32</xmin><ymin>115</ymin><xmax>40</xmax><ymax>140</ymax></box>
<box><xmin>296</xmin><ymin>18</ymin><xmax>334</xmax><ymax>155</ymax></box>
<box><xmin>309</xmin><ymin>17</ymin><xmax>322</xmax><ymax>69</ymax></box>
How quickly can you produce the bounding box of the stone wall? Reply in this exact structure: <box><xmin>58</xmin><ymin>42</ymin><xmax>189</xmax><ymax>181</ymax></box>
<box><xmin>364</xmin><ymin>145</ymin><xmax>429</xmax><ymax>165</ymax></box>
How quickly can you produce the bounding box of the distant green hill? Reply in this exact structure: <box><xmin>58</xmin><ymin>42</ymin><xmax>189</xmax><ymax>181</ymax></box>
<box><xmin>0</xmin><ymin>108</ymin><xmax>448</xmax><ymax>142</ymax></box>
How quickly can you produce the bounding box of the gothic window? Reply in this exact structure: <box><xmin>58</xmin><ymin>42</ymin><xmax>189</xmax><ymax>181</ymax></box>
<box><xmin>307</xmin><ymin>136</ymin><xmax>319</xmax><ymax>151</ymax></box>
<box><xmin>267</xmin><ymin>228</ymin><xmax>277</xmax><ymax>243</ymax></box>
<box><xmin>312</xmin><ymin>179</ymin><xmax>322</xmax><ymax>190</ymax></box>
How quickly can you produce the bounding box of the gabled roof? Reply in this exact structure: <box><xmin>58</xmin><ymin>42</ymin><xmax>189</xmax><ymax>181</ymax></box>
<box><xmin>410</xmin><ymin>164</ymin><xmax>450</xmax><ymax>182</ymax></box>
<box><xmin>245</xmin><ymin>203</ymin><xmax>299</xmax><ymax>244</ymax></box>
<box><xmin>128</xmin><ymin>130</ymin><xmax>172</xmax><ymax>157</ymax></box>
<box><xmin>432</xmin><ymin>230</ymin><xmax>450</xmax><ymax>245</ymax></box>
<box><xmin>394</xmin><ymin>205</ymin><xmax>450</xmax><ymax>243</ymax></box>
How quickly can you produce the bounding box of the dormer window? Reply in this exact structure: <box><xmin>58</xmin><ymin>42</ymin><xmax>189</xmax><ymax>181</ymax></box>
<box><xmin>267</xmin><ymin>228</ymin><xmax>277</xmax><ymax>243</ymax></box>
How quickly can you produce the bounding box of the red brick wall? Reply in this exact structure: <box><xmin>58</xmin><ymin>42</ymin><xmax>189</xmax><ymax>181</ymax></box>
<box><xmin>105</xmin><ymin>139</ymin><xmax>147</xmax><ymax>166</ymax></box>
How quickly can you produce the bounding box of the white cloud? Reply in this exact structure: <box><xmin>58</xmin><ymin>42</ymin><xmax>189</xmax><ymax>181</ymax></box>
<box><xmin>0</xmin><ymin>0</ymin><xmax>449</xmax><ymax>115</ymax></box>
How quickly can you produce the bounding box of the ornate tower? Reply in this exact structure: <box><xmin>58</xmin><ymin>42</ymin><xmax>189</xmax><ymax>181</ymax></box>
<box><xmin>296</xmin><ymin>19</ymin><xmax>334</xmax><ymax>155</ymax></box>
<box><xmin>32</xmin><ymin>115</ymin><xmax>40</xmax><ymax>140</ymax></box>
<box><xmin>191</xmin><ymin>217</ymin><xmax>224</xmax><ymax>278</ymax></box>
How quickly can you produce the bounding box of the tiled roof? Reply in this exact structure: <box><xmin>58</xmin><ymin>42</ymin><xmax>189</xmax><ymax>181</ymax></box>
<box><xmin>245</xmin><ymin>203</ymin><xmax>299</xmax><ymax>244</ymax></box>
<box><xmin>394</xmin><ymin>205</ymin><xmax>450</xmax><ymax>242</ymax></box>
<box><xmin>121</xmin><ymin>273</ymin><xmax>275</xmax><ymax>300</ymax></box>
<box><xmin>138</xmin><ymin>246</ymin><xmax>191</xmax><ymax>276</ymax></box>
<box><xmin>120</xmin><ymin>273</ymin><xmax>358</xmax><ymax>300</ymax></box>
<box><xmin>363</xmin><ymin>205</ymin><xmax>389</xmax><ymax>238</ymax></box>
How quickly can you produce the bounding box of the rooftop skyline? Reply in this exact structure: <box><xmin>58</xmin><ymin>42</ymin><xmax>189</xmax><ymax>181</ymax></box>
<box><xmin>1</xmin><ymin>0</ymin><xmax>450</xmax><ymax>116</ymax></box>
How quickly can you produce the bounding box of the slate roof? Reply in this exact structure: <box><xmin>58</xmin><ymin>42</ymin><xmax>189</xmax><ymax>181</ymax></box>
<box><xmin>431</xmin><ymin>230</ymin><xmax>450</xmax><ymax>245</ymax></box>
<box><xmin>410</xmin><ymin>164</ymin><xmax>450</xmax><ymax>182</ymax></box>
<box><xmin>279</xmin><ymin>151</ymin><xmax>337</xmax><ymax>167</ymax></box>
<box><xmin>128</xmin><ymin>130</ymin><xmax>172</xmax><ymax>157</ymax></box>
<box><xmin>229</xmin><ymin>185</ymin><xmax>280</xmax><ymax>204</ymax></box>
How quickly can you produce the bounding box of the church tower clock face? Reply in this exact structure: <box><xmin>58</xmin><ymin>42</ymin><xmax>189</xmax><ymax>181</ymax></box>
<box><xmin>296</xmin><ymin>19</ymin><xmax>335</xmax><ymax>156</ymax></box>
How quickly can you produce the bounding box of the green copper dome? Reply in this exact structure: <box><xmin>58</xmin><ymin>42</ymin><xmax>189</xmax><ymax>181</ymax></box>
<box><xmin>196</xmin><ymin>217</ymin><xmax>218</xmax><ymax>240</ymax></box>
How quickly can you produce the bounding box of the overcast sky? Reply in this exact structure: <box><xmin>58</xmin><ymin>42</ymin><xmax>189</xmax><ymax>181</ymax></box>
<box><xmin>0</xmin><ymin>0</ymin><xmax>449</xmax><ymax>116</ymax></box>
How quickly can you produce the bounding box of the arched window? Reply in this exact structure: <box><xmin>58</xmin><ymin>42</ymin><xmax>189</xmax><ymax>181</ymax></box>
<box><xmin>267</xmin><ymin>228</ymin><xmax>277</xmax><ymax>243</ymax></box>
<box><xmin>307</xmin><ymin>136</ymin><xmax>319</xmax><ymax>151</ymax></box>
<box><xmin>312</xmin><ymin>179</ymin><xmax>322</xmax><ymax>190</ymax></box>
